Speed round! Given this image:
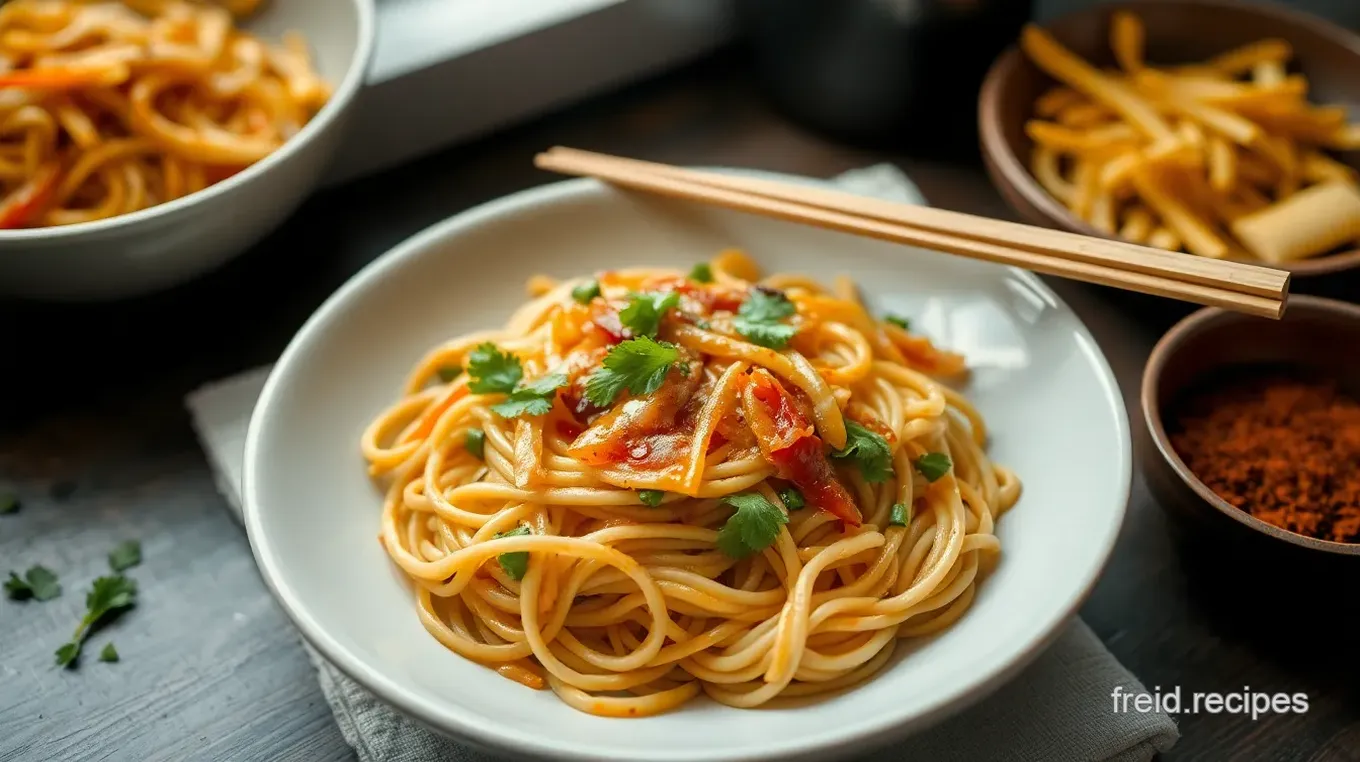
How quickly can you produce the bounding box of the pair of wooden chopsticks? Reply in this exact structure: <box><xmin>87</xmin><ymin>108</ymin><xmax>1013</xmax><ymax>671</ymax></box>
<box><xmin>533</xmin><ymin>147</ymin><xmax>1290</xmax><ymax>319</ymax></box>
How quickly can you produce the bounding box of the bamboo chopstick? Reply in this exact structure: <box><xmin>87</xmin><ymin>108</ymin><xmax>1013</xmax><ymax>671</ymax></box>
<box><xmin>534</xmin><ymin>147</ymin><xmax>1290</xmax><ymax>319</ymax></box>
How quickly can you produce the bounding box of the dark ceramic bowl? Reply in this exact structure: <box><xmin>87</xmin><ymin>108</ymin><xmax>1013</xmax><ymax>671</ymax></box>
<box><xmin>1140</xmin><ymin>295</ymin><xmax>1360</xmax><ymax>564</ymax></box>
<box><xmin>738</xmin><ymin>0</ymin><xmax>1033</xmax><ymax>155</ymax></box>
<box><xmin>978</xmin><ymin>0</ymin><xmax>1360</xmax><ymax>278</ymax></box>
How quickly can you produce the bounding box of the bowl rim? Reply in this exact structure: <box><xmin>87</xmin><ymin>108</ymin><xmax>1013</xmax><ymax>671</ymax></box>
<box><xmin>241</xmin><ymin>172</ymin><xmax>1135</xmax><ymax>762</ymax></box>
<box><xmin>0</xmin><ymin>0</ymin><xmax>378</xmax><ymax>243</ymax></box>
<box><xmin>1141</xmin><ymin>294</ymin><xmax>1360</xmax><ymax>555</ymax></box>
<box><xmin>977</xmin><ymin>0</ymin><xmax>1360</xmax><ymax>277</ymax></box>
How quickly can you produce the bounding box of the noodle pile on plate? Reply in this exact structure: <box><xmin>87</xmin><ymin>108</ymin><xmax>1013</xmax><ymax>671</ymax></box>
<box><xmin>362</xmin><ymin>251</ymin><xmax>1021</xmax><ymax>717</ymax></box>
<box><xmin>0</xmin><ymin>0</ymin><xmax>329</xmax><ymax>228</ymax></box>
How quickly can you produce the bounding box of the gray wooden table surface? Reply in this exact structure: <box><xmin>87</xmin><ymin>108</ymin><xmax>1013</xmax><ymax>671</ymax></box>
<box><xmin>2</xmin><ymin>56</ymin><xmax>1358</xmax><ymax>762</ymax></box>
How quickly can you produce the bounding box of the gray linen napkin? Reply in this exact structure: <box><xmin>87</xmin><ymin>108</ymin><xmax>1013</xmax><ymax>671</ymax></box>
<box><xmin>187</xmin><ymin>165</ymin><xmax>1178</xmax><ymax>762</ymax></box>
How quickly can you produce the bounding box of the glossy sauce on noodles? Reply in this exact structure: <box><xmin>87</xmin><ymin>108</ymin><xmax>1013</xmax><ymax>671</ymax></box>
<box><xmin>361</xmin><ymin>250</ymin><xmax>1020</xmax><ymax>716</ymax></box>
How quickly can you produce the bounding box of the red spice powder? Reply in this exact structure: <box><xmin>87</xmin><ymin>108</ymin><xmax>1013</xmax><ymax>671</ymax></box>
<box><xmin>1169</xmin><ymin>371</ymin><xmax>1360</xmax><ymax>544</ymax></box>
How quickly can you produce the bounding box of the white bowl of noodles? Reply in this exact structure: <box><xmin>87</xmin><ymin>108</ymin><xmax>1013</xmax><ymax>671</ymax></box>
<box><xmin>0</xmin><ymin>0</ymin><xmax>375</xmax><ymax>301</ymax></box>
<box><xmin>243</xmin><ymin>171</ymin><xmax>1132</xmax><ymax>761</ymax></box>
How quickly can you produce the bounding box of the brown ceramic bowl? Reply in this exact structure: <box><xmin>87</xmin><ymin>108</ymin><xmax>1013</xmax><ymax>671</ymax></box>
<box><xmin>1140</xmin><ymin>295</ymin><xmax>1360</xmax><ymax>566</ymax></box>
<box><xmin>979</xmin><ymin>0</ymin><xmax>1360</xmax><ymax>278</ymax></box>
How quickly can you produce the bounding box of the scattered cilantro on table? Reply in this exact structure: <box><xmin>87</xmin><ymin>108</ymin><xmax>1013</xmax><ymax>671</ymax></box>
<box><xmin>5</xmin><ymin>565</ymin><xmax>61</xmax><ymax>601</ymax></box>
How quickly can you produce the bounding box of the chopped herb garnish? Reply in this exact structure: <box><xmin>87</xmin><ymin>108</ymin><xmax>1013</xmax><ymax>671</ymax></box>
<box><xmin>490</xmin><ymin>373</ymin><xmax>568</xmax><ymax>418</ymax></box>
<box><xmin>637</xmin><ymin>489</ymin><xmax>665</xmax><ymax>507</ymax></box>
<box><xmin>0</xmin><ymin>492</ymin><xmax>18</xmax><ymax>515</ymax></box>
<box><xmin>465</xmin><ymin>428</ymin><xmax>486</xmax><ymax>459</ymax></box>
<box><xmin>3</xmin><ymin>573</ymin><xmax>27</xmax><ymax>599</ymax></box>
<box><xmin>778</xmin><ymin>487</ymin><xmax>805</xmax><ymax>510</ymax></box>
<box><xmin>494</xmin><ymin>526</ymin><xmax>531</xmax><ymax>581</ymax></box>
<box><xmin>436</xmin><ymin>365</ymin><xmax>463</xmax><ymax>383</ymax></box>
<box><xmin>833</xmin><ymin>421</ymin><xmax>893</xmax><ymax>484</ymax></box>
<box><xmin>694</xmin><ymin>319</ymin><xmax>712</xmax><ymax>330</ymax></box>
<box><xmin>54</xmin><ymin>643</ymin><xmax>79</xmax><ymax>668</ymax></box>
<box><xmin>915</xmin><ymin>452</ymin><xmax>953</xmax><ymax>482</ymax></box>
<box><xmin>98</xmin><ymin>643</ymin><xmax>119</xmax><ymax>663</ymax></box>
<box><xmin>885</xmin><ymin>314</ymin><xmax>910</xmax><ymax>331</ymax></box>
<box><xmin>689</xmin><ymin>263</ymin><xmax>714</xmax><ymax>283</ymax></box>
<box><xmin>5</xmin><ymin>565</ymin><xmax>61</xmax><ymax>601</ymax></box>
<box><xmin>572</xmin><ymin>280</ymin><xmax>601</xmax><ymax>304</ymax></box>
<box><xmin>583</xmin><ymin>337</ymin><xmax>680</xmax><ymax>407</ymax></box>
<box><xmin>716</xmin><ymin>493</ymin><xmax>789</xmax><ymax>559</ymax></box>
<box><xmin>55</xmin><ymin>574</ymin><xmax>137</xmax><ymax>668</ymax></box>
<box><xmin>108</xmin><ymin>540</ymin><xmax>141</xmax><ymax>573</ymax></box>
<box><xmin>734</xmin><ymin>287</ymin><xmax>798</xmax><ymax>349</ymax></box>
<box><xmin>618</xmin><ymin>291</ymin><xmax>680</xmax><ymax>338</ymax></box>
<box><xmin>466</xmin><ymin>343</ymin><xmax>523</xmax><ymax>394</ymax></box>
<box><xmin>889</xmin><ymin>503</ymin><xmax>911</xmax><ymax>527</ymax></box>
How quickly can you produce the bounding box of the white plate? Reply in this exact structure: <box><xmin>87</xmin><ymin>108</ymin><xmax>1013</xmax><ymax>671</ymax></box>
<box><xmin>243</xmin><ymin>173</ymin><xmax>1131</xmax><ymax>762</ymax></box>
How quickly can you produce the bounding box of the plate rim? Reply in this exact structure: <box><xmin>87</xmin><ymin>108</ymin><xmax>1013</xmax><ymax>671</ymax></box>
<box><xmin>242</xmin><ymin>173</ymin><xmax>1133</xmax><ymax>762</ymax></box>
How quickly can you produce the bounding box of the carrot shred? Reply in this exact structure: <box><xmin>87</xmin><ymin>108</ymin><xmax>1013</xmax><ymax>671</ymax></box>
<box><xmin>0</xmin><ymin>162</ymin><xmax>62</xmax><ymax>229</ymax></box>
<box><xmin>0</xmin><ymin>67</ymin><xmax>126</xmax><ymax>90</ymax></box>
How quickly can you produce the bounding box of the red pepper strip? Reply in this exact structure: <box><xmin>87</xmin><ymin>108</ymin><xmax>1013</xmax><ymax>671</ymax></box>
<box><xmin>0</xmin><ymin>162</ymin><xmax>62</xmax><ymax>229</ymax></box>
<box><xmin>771</xmin><ymin>437</ymin><xmax>863</xmax><ymax>527</ymax></box>
<box><xmin>745</xmin><ymin>368</ymin><xmax>814</xmax><ymax>450</ymax></box>
<box><xmin>555</xmin><ymin>420</ymin><xmax>584</xmax><ymax>440</ymax></box>
<box><xmin>588</xmin><ymin>301</ymin><xmax>626</xmax><ymax>343</ymax></box>
<box><xmin>742</xmin><ymin>369</ymin><xmax>862</xmax><ymax>526</ymax></box>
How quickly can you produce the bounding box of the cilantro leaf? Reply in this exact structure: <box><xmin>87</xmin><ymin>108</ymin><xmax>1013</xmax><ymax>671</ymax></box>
<box><xmin>86</xmin><ymin>575</ymin><xmax>137</xmax><ymax>619</ymax></box>
<box><xmin>618</xmin><ymin>291</ymin><xmax>680</xmax><ymax>338</ymax></box>
<box><xmin>494</xmin><ymin>526</ymin><xmax>531</xmax><ymax>581</ymax></box>
<box><xmin>734</xmin><ymin>287</ymin><xmax>798</xmax><ymax>349</ymax></box>
<box><xmin>55</xmin><ymin>574</ymin><xmax>137</xmax><ymax>668</ymax></box>
<box><xmin>4</xmin><ymin>565</ymin><xmax>61</xmax><ymax>601</ymax></box>
<box><xmin>3</xmin><ymin>572</ymin><xmax>28</xmax><ymax>599</ymax></box>
<box><xmin>0</xmin><ymin>492</ymin><xmax>18</xmax><ymax>514</ymax></box>
<box><xmin>889</xmin><ymin>503</ymin><xmax>911</xmax><ymax>527</ymax></box>
<box><xmin>885</xmin><ymin>314</ymin><xmax>910</xmax><ymax>331</ymax></box>
<box><xmin>108</xmin><ymin>540</ymin><xmax>141</xmax><ymax>572</ymax></box>
<box><xmin>465</xmin><ymin>428</ymin><xmax>486</xmax><ymax>459</ymax></box>
<box><xmin>637</xmin><ymin>489</ymin><xmax>665</xmax><ymax>507</ymax></box>
<box><xmin>572</xmin><ymin>280</ymin><xmax>601</xmax><ymax>304</ymax></box>
<box><xmin>715</xmin><ymin>493</ymin><xmax>789</xmax><ymax>559</ymax></box>
<box><xmin>689</xmin><ymin>263</ymin><xmax>714</xmax><ymax>283</ymax></box>
<box><xmin>26</xmin><ymin>566</ymin><xmax>61</xmax><ymax>600</ymax></box>
<box><xmin>467</xmin><ymin>343</ymin><xmax>523</xmax><ymax>394</ymax></box>
<box><xmin>778</xmin><ymin>487</ymin><xmax>805</xmax><ymax>510</ymax></box>
<box><xmin>583</xmin><ymin>337</ymin><xmax>680</xmax><ymax>407</ymax></box>
<box><xmin>738</xmin><ymin>287</ymin><xmax>795</xmax><ymax>321</ymax></box>
<box><xmin>55</xmin><ymin>643</ymin><xmax>79</xmax><ymax>668</ymax></box>
<box><xmin>833</xmin><ymin>421</ymin><xmax>893</xmax><ymax>484</ymax></box>
<box><xmin>99</xmin><ymin>643</ymin><xmax>119</xmax><ymax>663</ymax></box>
<box><xmin>490</xmin><ymin>373</ymin><xmax>568</xmax><ymax>418</ymax></box>
<box><xmin>436</xmin><ymin>365</ymin><xmax>462</xmax><ymax>383</ymax></box>
<box><xmin>915</xmin><ymin>452</ymin><xmax>952</xmax><ymax>482</ymax></box>
<box><xmin>734</xmin><ymin>320</ymin><xmax>797</xmax><ymax>349</ymax></box>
